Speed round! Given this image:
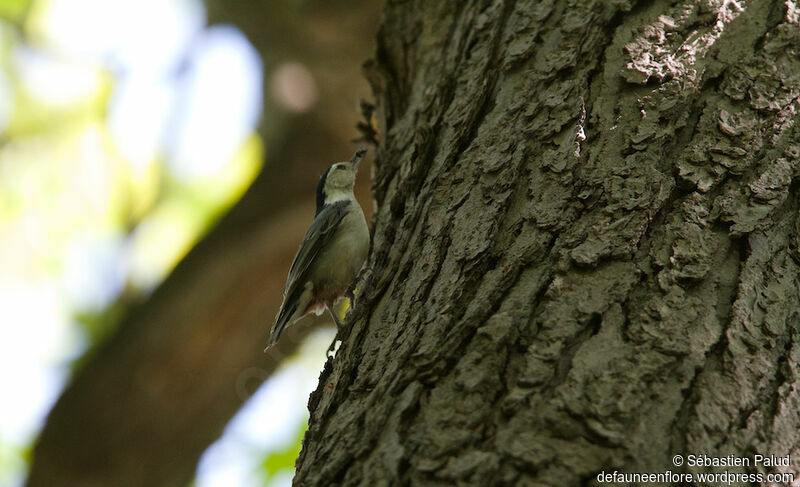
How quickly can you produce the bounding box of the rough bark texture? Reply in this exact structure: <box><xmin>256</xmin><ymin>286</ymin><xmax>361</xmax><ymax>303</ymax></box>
<box><xmin>296</xmin><ymin>1</ymin><xmax>800</xmax><ymax>485</ymax></box>
<box><xmin>27</xmin><ymin>2</ymin><xmax>379</xmax><ymax>486</ymax></box>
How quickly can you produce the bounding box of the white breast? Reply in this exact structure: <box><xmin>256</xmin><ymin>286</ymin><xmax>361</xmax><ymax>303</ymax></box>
<box><xmin>311</xmin><ymin>204</ymin><xmax>369</xmax><ymax>291</ymax></box>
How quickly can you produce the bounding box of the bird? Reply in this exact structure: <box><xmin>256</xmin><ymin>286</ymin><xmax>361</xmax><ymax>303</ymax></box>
<box><xmin>265</xmin><ymin>149</ymin><xmax>370</xmax><ymax>350</ymax></box>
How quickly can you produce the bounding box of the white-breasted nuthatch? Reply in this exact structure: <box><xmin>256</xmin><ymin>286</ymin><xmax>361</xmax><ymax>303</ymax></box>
<box><xmin>265</xmin><ymin>149</ymin><xmax>370</xmax><ymax>349</ymax></box>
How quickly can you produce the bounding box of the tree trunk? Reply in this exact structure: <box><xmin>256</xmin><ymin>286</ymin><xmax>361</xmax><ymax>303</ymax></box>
<box><xmin>295</xmin><ymin>1</ymin><xmax>800</xmax><ymax>485</ymax></box>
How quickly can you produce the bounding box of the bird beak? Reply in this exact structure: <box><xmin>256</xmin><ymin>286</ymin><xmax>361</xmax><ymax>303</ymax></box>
<box><xmin>350</xmin><ymin>148</ymin><xmax>367</xmax><ymax>169</ymax></box>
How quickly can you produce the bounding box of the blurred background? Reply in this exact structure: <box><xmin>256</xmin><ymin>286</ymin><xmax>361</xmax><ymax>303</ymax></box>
<box><xmin>0</xmin><ymin>0</ymin><xmax>379</xmax><ymax>485</ymax></box>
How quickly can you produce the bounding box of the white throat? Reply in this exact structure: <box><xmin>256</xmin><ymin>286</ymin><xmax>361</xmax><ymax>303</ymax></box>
<box><xmin>324</xmin><ymin>188</ymin><xmax>355</xmax><ymax>205</ymax></box>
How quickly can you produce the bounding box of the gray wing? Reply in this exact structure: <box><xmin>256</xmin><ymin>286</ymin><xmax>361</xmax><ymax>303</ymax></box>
<box><xmin>283</xmin><ymin>201</ymin><xmax>349</xmax><ymax>299</ymax></box>
<box><xmin>267</xmin><ymin>201</ymin><xmax>349</xmax><ymax>349</ymax></box>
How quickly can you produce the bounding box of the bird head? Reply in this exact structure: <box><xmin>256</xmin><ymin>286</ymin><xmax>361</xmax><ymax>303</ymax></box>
<box><xmin>316</xmin><ymin>149</ymin><xmax>366</xmax><ymax>213</ymax></box>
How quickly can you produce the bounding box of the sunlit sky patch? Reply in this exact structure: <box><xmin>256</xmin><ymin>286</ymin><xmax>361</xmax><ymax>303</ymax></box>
<box><xmin>167</xmin><ymin>25</ymin><xmax>263</xmax><ymax>180</ymax></box>
<box><xmin>62</xmin><ymin>231</ymin><xmax>127</xmax><ymax>310</ymax></box>
<box><xmin>0</xmin><ymin>0</ymin><xmax>301</xmax><ymax>486</ymax></box>
<box><xmin>107</xmin><ymin>79</ymin><xmax>175</xmax><ymax>171</ymax></box>
<box><xmin>28</xmin><ymin>0</ymin><xmax>205</xmax><ymax>76</ymax></box>
<box><xmin>13</xmin><ymin>45</ymin><xmax>102</xmax><ymax>106</ymax></box>
<box><xmin>0</xmin><ymin>281</ymin><xmax>79</xmax><ymax>445</ymax></box>
<box><xmin>196</xmin><ymin>329</ymin><xmax>336</xmax><ymax>487</ymax></box>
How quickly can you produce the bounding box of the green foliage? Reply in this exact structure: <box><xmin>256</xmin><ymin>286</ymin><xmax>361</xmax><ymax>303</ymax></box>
<box><xmin>0</xmin><ymin>0</ymin><xmax>31</xmax><ymax>23</ymax></box>
<box><xmin>260</xmin><ymin>419</ymin><xmax>307</xmax><ymax>481</ymax></box>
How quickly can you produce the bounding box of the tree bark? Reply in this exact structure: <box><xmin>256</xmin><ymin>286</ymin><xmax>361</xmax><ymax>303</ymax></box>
<box><xmin>295</xmin><ymin>1</ymin><xmax>800</xmax><ymax>485</ymax></box>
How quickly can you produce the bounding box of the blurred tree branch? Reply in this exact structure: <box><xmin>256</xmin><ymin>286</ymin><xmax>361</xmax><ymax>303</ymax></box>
<box><xmin>26</xmin><ymin>1</ymin><xmax>379</xmax><ymax>486</ymax></box>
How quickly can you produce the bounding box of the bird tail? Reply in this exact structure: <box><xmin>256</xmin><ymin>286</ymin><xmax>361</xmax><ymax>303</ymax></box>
<box><xmin>266</xmin><ymin>282</ymin><xmax>315</xmax><ymax>351</ymax></box>
<box><xmin>265</xmin><ymin>302</ymin><xmax>297</xmax><ymax>350</ymax></box>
